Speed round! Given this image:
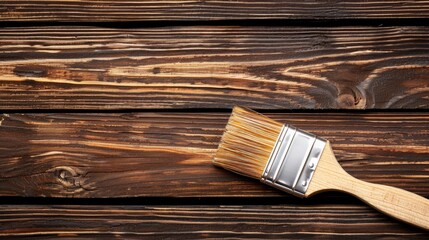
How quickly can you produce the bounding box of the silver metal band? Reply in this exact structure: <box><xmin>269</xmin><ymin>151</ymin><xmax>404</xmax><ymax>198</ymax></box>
<box><xmin>261</xmin><ymin>124</ymin><xmax>327</xmax><ymax>197</ymax></box>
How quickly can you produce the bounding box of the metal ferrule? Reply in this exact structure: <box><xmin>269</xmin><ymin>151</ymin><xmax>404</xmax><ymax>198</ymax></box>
<box><xmin>261</xmin><ymin>124</ymin><xmax>327</xmax><ymax>197</ymax></box>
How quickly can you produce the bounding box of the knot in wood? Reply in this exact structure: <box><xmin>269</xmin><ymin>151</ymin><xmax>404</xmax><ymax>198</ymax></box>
<box><xmin>152</xmin><ymin>67</ymin><xmax>161</xmax><ymax>74</ymax></box>
<box><xmin>337</xmin><ymin>87</ymin><xmax>365</xmax><ymax>109</ymax></box>
<box><xmin>52</xmin><ymin>166</ymin><xmax>86</xmax><ymax>190</ymax></box>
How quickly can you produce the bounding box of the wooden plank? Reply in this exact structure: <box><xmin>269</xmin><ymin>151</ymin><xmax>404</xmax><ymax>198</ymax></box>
<box><xmin>0</xmin><ymin>204</ymin><xmax>428</xmax><ymax>238</ymax></box>
<box><xmin>1</xmin><ymin>1</ymin><xmax>429</xmax><ymax>22</ymax></box>
<box><xmin>0</xmin><ymin>112</ymin><xmax>427</xmax><ymax>198</ymax></box>
<box><xmin>1</xmin><ymin>26</ymin><xmax>428</xmax><ymax>110</ymax></box>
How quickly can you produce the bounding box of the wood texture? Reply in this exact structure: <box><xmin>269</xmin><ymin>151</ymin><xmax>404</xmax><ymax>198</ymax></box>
<box><xmin>1</xmin><ymin>1</ymin><xmax>429</xmax><ymax>22</ymax></box>
<box><xmin>1</xmin><ymin>26</ymin><xmax>429</xmax><ymax>110</ymax></box>
<box><xmin>0</xmin><ymin>204</ymin><xmax>428</xmax><ymax>239</ymax></box>
<box><xmin>0</xmin><ymin>112</ymin><xmax>427</xmax><ymax>198</ymax></box>
<box><xmin>307</xmin><ymin>142</ymin><xmax>429</xmax><ymax>230</ymax></box>
<box><xmin>2</xmin><ymin>0</ymin><xmax>428</xmax><ymax>237</ymax></box>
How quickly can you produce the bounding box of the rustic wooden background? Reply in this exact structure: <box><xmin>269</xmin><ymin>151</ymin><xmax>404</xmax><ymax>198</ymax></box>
<box><xmin>0</xmin><ymin>1</ymin><xmax>428</xmax><ymax>238</ymax></box>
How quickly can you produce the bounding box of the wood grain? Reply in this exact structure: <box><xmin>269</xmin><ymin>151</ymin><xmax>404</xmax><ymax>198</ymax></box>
<box><xmin>0</xmin><ymin>204</ymin><xmax>428</xmax><ymax>239</ymax></box>
<box><xmin>1</xmin><ymin>26</ymin><xmax>429</xmax><ymax>110</ymax></box>
<box><xmin>0</xmin><ymin>112</ymin><xmax>427</xmax><ymax>198</ymax></box>
<box><xmin>307</xmin><ymin>142</ymin><xmax>429</xmax><ymax>230</ymax></box>
<box><xmin>1</xmin><ymin>1</ymin><xmax>429</xmax><ymax>22</ymax></box>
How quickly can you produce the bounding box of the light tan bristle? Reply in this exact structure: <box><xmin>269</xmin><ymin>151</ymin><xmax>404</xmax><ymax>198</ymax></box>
<box><xmin>213</xmin><ymin>106</ymin><xmax>283</xmax><ymax>179</ymax></box>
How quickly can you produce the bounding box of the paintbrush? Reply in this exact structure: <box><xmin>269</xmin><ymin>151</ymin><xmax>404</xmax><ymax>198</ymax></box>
<box><xmin>213</xmin><ymin>106</ymin><xmax>429</xmax><ymax>230</ymax></box>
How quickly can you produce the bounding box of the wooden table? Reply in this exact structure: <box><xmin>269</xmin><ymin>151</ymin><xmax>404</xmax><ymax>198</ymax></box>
<box><xmin>0</xmin><ymin>1</ymin><xmax>428</xmax><ymax>238</ymax></box>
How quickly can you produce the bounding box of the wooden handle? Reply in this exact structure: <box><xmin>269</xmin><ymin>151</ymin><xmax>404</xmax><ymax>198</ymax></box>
<box><xmin>306</xmin><ymin>142</ymin><xmax>429</xmax><ymax>230</ymax></box>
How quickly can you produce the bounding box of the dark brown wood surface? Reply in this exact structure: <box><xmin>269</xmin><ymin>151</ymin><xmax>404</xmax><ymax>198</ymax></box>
<box><xmin>1</xmin><ymin>112</ymin><xmax>427</xmax><ymax>198</ymax></box>
<box><xmin>0</xmin><ymin>204</ymin><xmax>428</xmax><ymax>239</ymax></box>
<box><xmin>1</xmin><ymin>0</ymin><xmax>429</xmax><ymax>22</ymax></box>
<box><xmin>1</xmin><ymin>26</ymin><xmax>428</xmax><ymax>110</ymax></box>
<box><xmin>1</xmin><ymin>0</ymin><xmax>429</xmax><ymax>238</ymax></box>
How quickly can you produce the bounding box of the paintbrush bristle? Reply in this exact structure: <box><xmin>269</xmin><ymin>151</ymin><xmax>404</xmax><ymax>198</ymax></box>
<box><xmin>213</xmin><ymin>106</ymin><xmax>283</xmax><ymax>179</ymax></box>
